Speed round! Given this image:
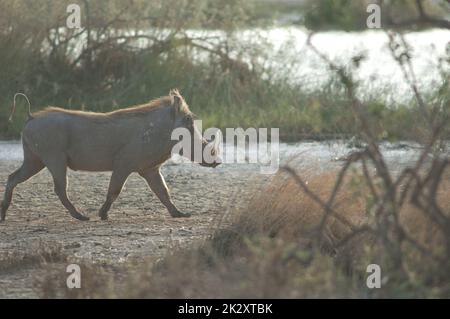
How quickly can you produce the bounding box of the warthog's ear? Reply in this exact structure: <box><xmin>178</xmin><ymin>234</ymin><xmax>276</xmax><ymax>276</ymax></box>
<box><xmin>169</xmin><ymin>89</ymin><xmax>184</xmax><ymax>114</ymax></box>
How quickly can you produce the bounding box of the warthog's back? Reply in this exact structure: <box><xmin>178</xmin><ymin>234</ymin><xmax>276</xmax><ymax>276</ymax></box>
<box><xmin>22</xmin><ymin>103</ymin><xmax>174</xmax><ymax>172</ymax></box>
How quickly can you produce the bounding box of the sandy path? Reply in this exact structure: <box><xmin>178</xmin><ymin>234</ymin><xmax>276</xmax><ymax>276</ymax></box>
<box><xmin>0</xmin><ymin>160</ymin><xmax>269</xmax><ymax>297</ymax></box>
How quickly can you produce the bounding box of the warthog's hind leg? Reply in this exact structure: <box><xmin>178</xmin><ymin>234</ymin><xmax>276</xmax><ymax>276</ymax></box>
<box><xmin>44</xmin><ymin>154</ymin><xmax>89</xmax><ymax>221</ymax></box>
<box><xmin>139</xmin><ymin>168</ymin><xmax>191</xmax><ymax>218</ymax></box>
<box><xmin>1</xmin><ymin>145</ymin><xmax>44</xmax><ymax>222</ymax></box>
<box><xmin>98</xmin><ymin>169</ymin><xmax>131</xmax><ymax>220</ymax></box>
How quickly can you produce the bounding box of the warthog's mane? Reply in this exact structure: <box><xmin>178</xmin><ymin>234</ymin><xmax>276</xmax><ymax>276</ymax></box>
<box><xmin>33</xmin><ymin>92</ymin><xmax>189</xmax><ymax>119</ymax></box>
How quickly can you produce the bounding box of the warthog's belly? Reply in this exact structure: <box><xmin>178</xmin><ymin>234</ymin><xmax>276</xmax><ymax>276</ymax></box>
<box><xmin>67</xmin><ymin>156</ymin><xmax>114</xmax><ymax>172</ymax></box>
<box><xmin>66</xmin><ymin>147</ymin><xmax>115</xmax><ymax>172</ymax></box>
<box><xmin>67</xmin><ymin>161</ymin><xmax>114</xmax><ymax>172</ymax></box>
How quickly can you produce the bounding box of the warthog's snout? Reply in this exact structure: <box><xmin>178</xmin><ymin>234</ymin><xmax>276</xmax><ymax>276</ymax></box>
<box><xmin>200</xmin><ymin>160</ymin><xmax>221</xmax><ymax>168</ymax></box>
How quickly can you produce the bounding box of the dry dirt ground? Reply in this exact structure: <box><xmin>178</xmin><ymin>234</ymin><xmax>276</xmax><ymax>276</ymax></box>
<box><xmin>0</xmin><ymin>159</ymin><xmax>269</xmax><ymax>298</ymax></box>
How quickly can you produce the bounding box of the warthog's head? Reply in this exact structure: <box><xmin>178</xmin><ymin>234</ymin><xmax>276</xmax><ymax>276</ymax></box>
<box><xmin>170</xmin><ymin>90</ymin><xmax>221</xmax><ymax>168</ymax></box>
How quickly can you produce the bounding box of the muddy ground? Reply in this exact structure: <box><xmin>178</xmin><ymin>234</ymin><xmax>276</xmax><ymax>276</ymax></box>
<box><xmin>0</xmin><ymin>159</ymin><xmax>270</xmax><ymax>298</ymax></box>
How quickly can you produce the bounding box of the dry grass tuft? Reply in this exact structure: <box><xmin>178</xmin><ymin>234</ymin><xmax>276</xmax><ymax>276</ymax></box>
<box><xmin>35</xmin><ymin>166</ymin><xmax>450</xmax><ymax>298</ymax></box>
<box><xmin>0</xmin><ymin>242</ymin><xmax>66</xmax><ymax>273</ymax></box>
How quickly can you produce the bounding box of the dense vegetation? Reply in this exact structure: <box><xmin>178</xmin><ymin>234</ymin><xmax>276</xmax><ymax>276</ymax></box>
<box><xmin>0</xmin><ymin>0</ymin><xmax>448</xmax><ymax>141</ymax></box>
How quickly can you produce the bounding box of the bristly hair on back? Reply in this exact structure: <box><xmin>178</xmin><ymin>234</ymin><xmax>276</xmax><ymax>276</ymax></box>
<box><xmin>32</xmin><ymin>89</ymin><xmax>190</xmax><ymax>118</ymax></box>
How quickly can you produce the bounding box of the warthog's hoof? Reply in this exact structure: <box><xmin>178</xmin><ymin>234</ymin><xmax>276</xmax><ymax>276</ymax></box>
<box><xmin>71</xmin><ymin>213</ymin><xmax>90</xmax><ymax>221</ymax></box>
<box><xmin>0</xmin><ymin>201</ymin><xmax>5</xmax><ymax>222</ymax></box>
<box><xmin>79</xmin><ymin>215</ymin><xmax>90</xmax><ymax>221</ymax></box>
<box><xmin>98</xmin><ymin>208</ymin><xmax>108</xmax><ymax>221</ymax></box>
<box><xmin>169</xmin><ymin>210</ymin><xmax>191</xmax><ymax>218</ymax></box>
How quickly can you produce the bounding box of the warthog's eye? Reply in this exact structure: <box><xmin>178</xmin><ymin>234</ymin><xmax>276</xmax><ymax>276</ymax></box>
<box><xmin>184</xmin><ymin>114</ymin><xmax>193</xmax><ymax>126</ymax></box>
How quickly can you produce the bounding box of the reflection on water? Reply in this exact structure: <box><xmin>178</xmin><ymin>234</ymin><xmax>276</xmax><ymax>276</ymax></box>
<box><xmin>187</xmin><ymin>28</ymin><xmax>449</xmax><ymax>102</ymax></box>
<box><xmin>259</xmin><ymin>28</ymin><xmax>449</xmax><ymax>102</ymax></box>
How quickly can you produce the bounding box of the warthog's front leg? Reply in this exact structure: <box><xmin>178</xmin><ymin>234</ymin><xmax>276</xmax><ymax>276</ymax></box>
<box><xmin>98</xmin><ymin>169</ymin><xmax>131</xmax><ymax>220</ymax></box>
<box><xmin>139</xmin><ymin>168</ymin><xmax>191</xmax><ymax>218</ymax></box>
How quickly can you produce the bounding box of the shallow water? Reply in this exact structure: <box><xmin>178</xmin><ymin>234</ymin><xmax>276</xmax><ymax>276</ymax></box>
<box><xmin>246</xmin><ymin>28</ymin><xmax>449</xmax><ymax>101</ymax></box>
<box><xmin>187</xmin><ymin>28</ymin><xmax>450</xmax><ymax>102</ymax></box>
<box><xmin>0</xmin><ymin>140</ymin><xmax>434</xmax><ymax>175</ymax></box>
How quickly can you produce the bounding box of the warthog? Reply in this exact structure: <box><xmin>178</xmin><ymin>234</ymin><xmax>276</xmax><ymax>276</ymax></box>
<box><xmin>1</xmin><ymin>90</ymin><xmax>220</xmax><ymax>222</ymax></box>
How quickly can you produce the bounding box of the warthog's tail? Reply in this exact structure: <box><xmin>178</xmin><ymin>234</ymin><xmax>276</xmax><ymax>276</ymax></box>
<box><xmin>9</xmin><ymin>93</ymin><xmax>33</xmax><ymax>122</ymax></box>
